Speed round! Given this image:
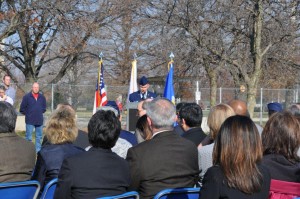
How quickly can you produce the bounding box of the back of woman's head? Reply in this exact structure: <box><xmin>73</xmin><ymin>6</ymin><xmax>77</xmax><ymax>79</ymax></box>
<box><xmin>207</xmin><ymin>103</ymin><xmax>235</xmax><ymax>140</ymax></box>
<box><xmin>213</xmin><ymin>115</ymin><xmax>263</xmax><ymax>194</ymax></box>
<box><xmin>136</xmin><ymin>114</ymin><xmax>152</xmax><ymax>140</ymax></box>
<box><xmin>262</xmin><ymin>111</ymin><xmax>300</xmax><ymax>163</ymax></box>
<box><xmin>45</xmin><ymin>106</ymin><xmax>78</xmax><ymax>144</ymax></box>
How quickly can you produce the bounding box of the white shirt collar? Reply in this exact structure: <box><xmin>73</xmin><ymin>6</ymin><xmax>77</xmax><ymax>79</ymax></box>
<box><xmin>151</xmin><ymin>130</ymin><xmax>170</xmax><ymax>138</ymax></box>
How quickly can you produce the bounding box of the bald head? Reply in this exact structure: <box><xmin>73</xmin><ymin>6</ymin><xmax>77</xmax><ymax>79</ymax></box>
<box><xmin>228</xmin><ymin>100</ymin><xmax>248</xmax><ymax>116</ymax></box>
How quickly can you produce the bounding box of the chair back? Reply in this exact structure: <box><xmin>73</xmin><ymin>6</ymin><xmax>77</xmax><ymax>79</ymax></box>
<box><xmin>153</xmin><ymin>187</ymin><xmax>200</xmax><ymax>199</ymax></box>
<box><xmin>97</xmin><ymin>191</ymin><xmax>139</xmax><ymax>199</ymax></box>
<box><xmin>0</xmin><ymin>180</ymin><xmax>40</xmax><ymax>199</ymax></box>
<box><xmin>40</xmin><ymin>178</ymin><xmax>58</xmax><ymax>199</ymax></box>
<box><xmin>269</xmin><ymin>179</ymin><xmax>300</xmax><ymax>199</ymax></box>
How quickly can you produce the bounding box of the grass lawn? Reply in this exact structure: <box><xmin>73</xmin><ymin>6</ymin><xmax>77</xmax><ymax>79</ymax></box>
<box><xmin>16</xmin><ymin>131</ymin><xmax>36</xmax><ymax>144</ymax></box>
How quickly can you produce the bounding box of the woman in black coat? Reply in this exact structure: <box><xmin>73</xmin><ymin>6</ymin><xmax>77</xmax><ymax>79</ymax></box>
<box><xmin>200</xmin><ymin>115</ymin><xmax>271</xmax><ymax>199</ymax></box>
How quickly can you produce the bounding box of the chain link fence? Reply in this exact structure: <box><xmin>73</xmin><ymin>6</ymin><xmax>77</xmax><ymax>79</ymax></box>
<box><xmin>12</xmin><ymin>83</ymin><xmax>300</xmax><ymax>129</ymax></box>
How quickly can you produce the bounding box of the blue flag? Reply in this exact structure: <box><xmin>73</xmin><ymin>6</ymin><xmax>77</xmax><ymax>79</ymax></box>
<box><xmin>163</xmin><ymin>61</ymin><xmax>175</xmax><ymax>104</ymax></box>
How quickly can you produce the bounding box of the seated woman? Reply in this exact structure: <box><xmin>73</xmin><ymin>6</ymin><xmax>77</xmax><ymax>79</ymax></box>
<box><xmin>31</xmin><ymin>106</ymin><xmax>84</xmax><ymax>190</ymax></box>
<box><xmin>198</xmin><ymin>103</ymin><xmax>235</xmax><ymax>178</ymax></box>
<box><xmin>261</xmin><ymin>111</ymin><xmax>300</xmax><ymax>198</ymax></box>
<box><xmin>200</xmin><ymin>115</ymin><xmax>271</xmax><ymax>199</ymax></box>
<box><xmin>135</xmin><ymin>114</ymin><xmax>152</xmax><ymax>141</ymax></box>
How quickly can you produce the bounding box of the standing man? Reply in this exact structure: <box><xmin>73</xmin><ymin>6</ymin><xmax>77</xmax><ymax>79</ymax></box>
<box><xmin>20</xmin><ymin>82</ymin><xmax>46</xmax><ymax>152</ymax></box>
<box><xmin>129</xmin><ymin>76</ymin><xmax>157</xmax><ymax>102</ymax></box>
<box><xmin>2</xmin><ymin>74</ymin><xmax>16</xmax><ymax>103</ymax></box>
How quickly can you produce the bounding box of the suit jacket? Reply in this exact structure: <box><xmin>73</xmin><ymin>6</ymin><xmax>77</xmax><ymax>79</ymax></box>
<box><xmin>31</xmin><ymin>143</ymin><xmax>84</xmax><ymax>189</ymax></box>
<box><xmin>129</xmin><ymin>90</ymin><xmax>157</xmax><ymax>102</ymax></box>
<box><xmin>126</xmin><ymin>131</ymin><xmax>199</xmax><ymax>199</ymax></box>
<box><xmin>182</xmin><ymin>127</ymin><xmax>207</xmax><ymax>146</ymax></box>
<box><xmin>54</xmin><ymin>147</ymin><xmax>130</xmax><ymax>199</ymax></box>
<box><xmin>200</xmin><ymin>164</ymin><xmax>271</xmax><ymax>199</ymax></box>
<box><xmin>0</xmin><ymin>133</ymin><xmax>36</xmax><ymax>182</ymax></box>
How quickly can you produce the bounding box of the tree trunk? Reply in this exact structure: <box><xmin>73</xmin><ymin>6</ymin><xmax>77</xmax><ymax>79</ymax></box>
<box><xmin>247</xmin><ymin>0</ymin><xmax>263</xmax><ymax>118</ymax></box>
<box><xmin>208</xmin><ymin>68</ymin><xmax>217</xmax><ymax>107</ymax></box>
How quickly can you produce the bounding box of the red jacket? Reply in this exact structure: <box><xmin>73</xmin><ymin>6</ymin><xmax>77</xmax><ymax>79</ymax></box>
<box><xmin>269</xmin><ymin>179</ymin><xmax>300</xmax><ymax>199</ymax></box>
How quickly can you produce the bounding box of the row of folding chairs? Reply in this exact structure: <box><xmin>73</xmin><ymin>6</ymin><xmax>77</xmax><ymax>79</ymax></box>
<box><xmin>0</xmin><ymin>179</ymin><xmax>200</xmax><ymax>199</ymax></box>
<box><xmin>0</xmin><ymin>178</ymin><xmax>57</xmax><ymax>199</ymax></box>
<box><xmin>1</xmin><ymin>179</ymin><xmax>299</xmax><ymax>199</ymax></box>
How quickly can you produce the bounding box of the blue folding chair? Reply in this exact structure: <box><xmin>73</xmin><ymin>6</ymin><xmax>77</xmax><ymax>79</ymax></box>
<box><xmin>97</xmin><ymin>191</ymin><xmax>139</xmax><ymax>199</ymax></box>
<box><xmin>153</xmin><ymin>187</ymin><xmax>200</xmax><ymax>199</ymax></box>
<box><xmin>0</xmin><ymin>180</ymin><xmax>40</xmax><ymax>199</ymax></box>
<box><xmin>40</xmin><ymin>178</ymin><xmax>58</xmax><ymax>199</ymax></box>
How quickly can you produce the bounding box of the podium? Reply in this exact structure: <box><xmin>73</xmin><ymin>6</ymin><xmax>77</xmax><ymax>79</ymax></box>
<box><xmin>126</xmin><ymin>102</ymin><xmax>139</xmax><ymax>132</ymax></box>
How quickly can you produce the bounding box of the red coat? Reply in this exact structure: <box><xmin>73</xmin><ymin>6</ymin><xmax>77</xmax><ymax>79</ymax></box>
<box><xmin>269</xmin><ymin>179</ymin><xmax>300</xmax><ymax>199</ymax></box>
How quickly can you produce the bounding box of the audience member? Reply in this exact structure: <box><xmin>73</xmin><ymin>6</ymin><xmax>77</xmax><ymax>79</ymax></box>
<box><xmin>126</xmin><ymin>98</ymin><xmax>199</xmax><ymax>199</ymax></box>
<box><xmin>287</xmin><ymin>103</ymin><xmax>300</xmax><ymax>157</ymax></box>
<box><xmin>228</xmin><ymin>99</ymin><xmax>263</xmax><ymax>134</ymax></box>
<box><xmin>0</xmin><ymin>102</ymin><xmax>36</xmax><ymax>182</ymax></box>
<box><xmin>129</xmin><ymin>76</ymin><xmax>157</xmax><ymax>102</ymax></box>
<box><xmin>97</xmin><ymin>101</ymin><xmax>138</xmax><ymax>158</ymax></box>
<box><xmin>116</xmin><ymin>95</ymin><xmax>123</xmax><ymax>112</ymax></box>
<box><xmin>267</xmin><ymin>102</ymin><xmax>283</xmax><ymax>117</ymax></box>
<box><xmin>135</xmin><ymin>115</ymin><xmax>152</xmax><ymax>141</ymax></box>
<box><xmin>54</xmin><ymin>110</ymin><xmax>130</xmax><ymax>198</ymax></box>
<box><xmin>198</xmin><ymin>104</ymin><xmax>235</xmax><ymax>178</ymax></box>
<box><xmin>287</xmin><ymin>103</ymin><xmax>300</xmax><ymax>117</ymax></box>
<box><xmin>261</xmin><ymin>111</ymin><xmax>300</xmax><ymax>182</ymax></box>
<box><xmin>174</xmin><ymin>102</ymin><xmax>186</xmax><ymax>136</ymax></box>
<box><xmin>200</xmin><ymin>115</ymin><xmax>271</xmax><ymax>198</ymax></box>
<box><xmin>135</xmin><ymin>99</ymin><xmax>152</xmax><ymax>143</ymax></box>
<box><xmin>42</xmin><ymin>103</ymin><xmax>90</xmax><ymax>149</ymax></box>
<box><xmin>32</xmin><ymin>106</ymin><xmax>84</xmax><ymax>190</ymax></box>
<box><xmin>0</xmin><ymin>85</ymin><xmax>13</xmax><ymax>105</ymax></box>
<box><xmin>20</xmin><ymin>82</ymin><xmax>46</xmax><ymax>152</ymax></box>
<box><xmin>2</xmin><ymin>74</ymin><xmax>16</xmax><ymax>103</ymax></box>
<box><xmin>136</xmin><ymin>99</ymin><xmax>152</xmax><ymax>118</ymax></box>
<box><xmin>179</xmin><ymin>102</ymin><xmax>206</xmax><ymax>146</ymax></box>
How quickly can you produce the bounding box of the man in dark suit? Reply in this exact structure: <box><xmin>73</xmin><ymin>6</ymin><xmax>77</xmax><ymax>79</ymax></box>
<box><xmin>126</xmin><ymin>98</ymin><xmax>199</xmax><ymax>199</ymax></box>
<box><xmin>0</xmin><ymin>102</ymin><xmax>36</xmax><ymax>182</ymax></box>
<box><xmin>129</xmin><ymin>76</ymin><xmax>157</xmax><ymax>102</ymax></box>
<box><xmin>179</xmin><ymin>103</ymin><xmax>207</xmax><ymax>146</ymax></box>
<box><xmin>54</xmin><ymin>110</ymin><xmax>130</xmax><ymax>199</ymax></box>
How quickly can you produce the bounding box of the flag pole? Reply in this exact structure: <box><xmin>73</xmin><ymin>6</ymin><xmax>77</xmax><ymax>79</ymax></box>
<box><xmin>98</xmin><ymin>52</ymin><xmax>103</xmax><ymax>86</ymax></box>
<box><xmin>169</xmin><ymin>52</ymin><xmax>174</xmax><ymax>70</ymax></box>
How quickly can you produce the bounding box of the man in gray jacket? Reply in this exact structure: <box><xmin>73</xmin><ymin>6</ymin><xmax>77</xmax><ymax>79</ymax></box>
<box><xmin>0</xmin><ymin>102</ymin><xmax>36</xmax><ymax>182</ymax></box>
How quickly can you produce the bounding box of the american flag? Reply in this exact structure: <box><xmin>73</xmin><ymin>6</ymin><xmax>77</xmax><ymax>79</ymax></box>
<box><xmin>93</xmin><ymin>60</ymin><xmax>107</xmax><ymax>114</ymax></box>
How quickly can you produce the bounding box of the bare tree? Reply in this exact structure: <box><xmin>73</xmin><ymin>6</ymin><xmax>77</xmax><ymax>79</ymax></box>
<box><xmin>0</xmin><ymin>0</ymin><xmax>123</xmax><ymax>85</ymax></box>
<box><xmin>143</xmin><ymin>0</ymin><xmax>300</xmax><ymax>116</ymax></box>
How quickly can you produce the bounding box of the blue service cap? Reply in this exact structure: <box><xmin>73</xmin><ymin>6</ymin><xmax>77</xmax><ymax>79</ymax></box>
<box><xmin>139</xmin><ymin>76</ymin><xmax>149</xmax><ymax>86</ymax></box>
<box><xmin>267</xmin><ymin>102</ymin><xmax>283</xmax><ymax>112</ymax></box>
<box><xmin>97</xmin><ymin>101</ymin><xmax>120</xmax><ymax>117</ymax></box>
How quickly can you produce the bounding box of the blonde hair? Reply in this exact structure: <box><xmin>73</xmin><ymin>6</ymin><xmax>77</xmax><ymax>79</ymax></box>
<box><xmin>207</xmin><ymin>103</ymin><xmax>235</xmax><ymax>140</ymax></box>
<box><xmin>45</xmin><ymin>106</ymin><xmax>78</xmax><ymax>144</ymax></box>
